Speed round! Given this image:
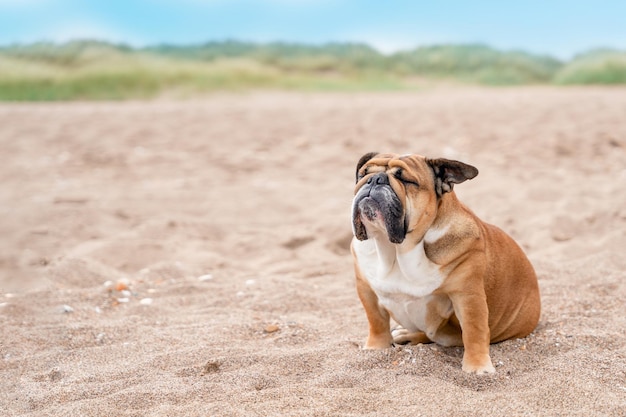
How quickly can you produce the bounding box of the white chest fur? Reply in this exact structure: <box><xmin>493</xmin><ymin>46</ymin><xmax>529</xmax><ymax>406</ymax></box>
<box><xmin>353</xmin><ymin>234</ymin><xmax>445</xmax><ymax>332</ymax></box>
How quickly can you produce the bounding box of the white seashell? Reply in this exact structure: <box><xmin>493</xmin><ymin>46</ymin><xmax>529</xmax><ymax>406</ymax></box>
<box><xmin>198</xmin><ymin>274</ymin><xmax>213</xmax><ymax>281</ymax></box>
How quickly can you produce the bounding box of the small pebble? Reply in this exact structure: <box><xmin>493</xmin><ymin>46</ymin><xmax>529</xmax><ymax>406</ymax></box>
<box><xmin>5</xmin><ymin>293</ymin><xmax>15</xmax><ymax>298</ymax></box>
<box><xmin>198</xmin><ymin>274</ymin><xmax>213</xmax><ymax>282</ymax></box>
<box><xmin>245</xmin><ymin>279</ymin><xmax>256</xmax><ymax>286</ymax></box>
<box><xmin>117</xmin><ymin>297</ymin><xmax>130</xmax><ymax>303</ymax></box>
<box><xmin>62</xmin><ymin>305</ymin><xmax>74</xmax><ymax>313</ymax></box>
<box><xmin>264</xmin><ymin>324</ymin><xmax>280</xmax><ymax>333</ymax></box>
<box><xmin>0</xmin><ymin>302</ymin><xmax>8</xmax><ymax>308</ymax></box>
<box><xmin>139</xmin><ymin>298</ymin><xmax>153</xmax><ymax>305</ymax></box>
<box><xmin>115</xmin><ymin>280</ymin><xmax>130</xmax><ymax>291</ymax></box>
<box><xmin>120</xmin><ymin>290</ymin><xmax>132</xmax><ymax>297</ymax></box>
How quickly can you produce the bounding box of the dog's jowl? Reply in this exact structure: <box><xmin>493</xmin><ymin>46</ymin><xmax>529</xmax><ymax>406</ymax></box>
<box><xmin>351</xmin><ymin>152</ymin><xmax>540</xmax><ymax>375</ymax></box>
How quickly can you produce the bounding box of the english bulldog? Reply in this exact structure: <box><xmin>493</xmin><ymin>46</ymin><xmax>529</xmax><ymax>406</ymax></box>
<box><xmin>351</xmin><ymin>152</ymin><xmax>540</xmax><ymax>374</ymax></box>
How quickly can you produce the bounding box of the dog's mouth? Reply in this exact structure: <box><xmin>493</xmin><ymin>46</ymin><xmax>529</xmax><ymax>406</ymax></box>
<box><xmin>359</xmin><ymin>196</ymin><xmax>380</xmax><ymax>222</ymax></box>
<box><xmin>352</xmin><ymin>185</ymin><xmax>405</xmax><ymax>244</ymax></box>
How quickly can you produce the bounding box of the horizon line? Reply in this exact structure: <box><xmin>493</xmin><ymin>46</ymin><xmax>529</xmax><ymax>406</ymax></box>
<box><xmin>1</xmin><ymin>38</ymin><xmax>624</xmax><ymax>60</ymax></box>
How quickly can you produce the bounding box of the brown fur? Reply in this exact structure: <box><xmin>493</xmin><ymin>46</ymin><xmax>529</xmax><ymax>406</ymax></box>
<box><xmin>351</xmin><ymin>153</ymin><xmax>541</xmax><ymax>374</ymax></box>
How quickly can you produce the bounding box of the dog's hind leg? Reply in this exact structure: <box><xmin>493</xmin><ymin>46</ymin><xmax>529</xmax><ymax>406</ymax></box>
<box><xmin>391</xmin><ymin>326</ymin><xmax>431</xmax><ymax>345</ymax></box>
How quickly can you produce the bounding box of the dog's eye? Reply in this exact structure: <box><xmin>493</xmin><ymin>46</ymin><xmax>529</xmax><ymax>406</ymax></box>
<box><xmin>394</xmin><ymin>169</ymin><xmax>418</xmax><ymax>186</ymax></box>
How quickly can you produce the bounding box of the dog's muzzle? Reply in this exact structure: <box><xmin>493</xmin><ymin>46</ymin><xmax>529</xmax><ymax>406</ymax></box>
<box><xmin>352</xmin><ymin>173</ymin><xmax>406</xmax><ymax>244</ymax></box>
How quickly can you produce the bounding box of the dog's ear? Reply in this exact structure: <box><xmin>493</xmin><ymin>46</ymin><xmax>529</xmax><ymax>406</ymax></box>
<box><xmin>427</xmin><ymin>158</ymin><xmax>479</xmax><ymax>197</ymax></box>
<box><xmin>355</xmin><ymin>152</ymin><xmax>378</xmax><ymax>183</ymax></box>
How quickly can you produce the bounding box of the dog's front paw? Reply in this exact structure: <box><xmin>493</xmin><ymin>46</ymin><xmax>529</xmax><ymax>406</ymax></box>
<box><xmin>363</xmin><ymin>333</ymin><xmax>393</xmax><ymax>349</ymax></box>
<box><xmin>462</xmin><ymin>354</ymin><xmax>496</xmax><ymax>375</ymax></box>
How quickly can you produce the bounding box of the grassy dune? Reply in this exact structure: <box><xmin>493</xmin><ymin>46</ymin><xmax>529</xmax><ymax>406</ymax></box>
<box><xmin>0</xmin><ymin>41</ymin><xmax>624</xmax><ymax>100</ymax></box>
<box><xmin>554</xmin><ymin>49</ymin><xmax>626</xmax><ymax>84</ymax></box>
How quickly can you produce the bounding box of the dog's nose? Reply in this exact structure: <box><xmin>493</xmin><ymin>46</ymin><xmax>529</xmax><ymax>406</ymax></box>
<box><xmin>367</xmin><ymin>172</ymin><xmax>389</xmax><ymax>186</ymax></box>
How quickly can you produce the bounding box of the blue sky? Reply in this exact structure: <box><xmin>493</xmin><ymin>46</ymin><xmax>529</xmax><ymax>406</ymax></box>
<box><xmin>1</xmin><ymin>0</ymin><xmax>625</xmax><ymax>58</ymax></box>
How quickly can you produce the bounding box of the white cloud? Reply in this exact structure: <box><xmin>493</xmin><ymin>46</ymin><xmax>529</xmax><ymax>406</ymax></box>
<box><xmin>361</xmin><ymin>37</ymin><xmax>419</xmax><ymax>54</ymax></box>
<box><xmin>339</xmin><ymin>26</ymin><xmax>458</xmax><ymax>54</ymax></box>
<box><xmin>337</xmin><ymin>34</ymin><xmax>421</xmax><ymax>55</ymax></box>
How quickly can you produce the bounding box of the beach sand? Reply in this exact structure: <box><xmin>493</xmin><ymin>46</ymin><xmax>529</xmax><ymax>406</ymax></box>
<box><xmin>1</xmin><ymin>88</ymin><xmax>625</xmax><ymax>416</ymax></box>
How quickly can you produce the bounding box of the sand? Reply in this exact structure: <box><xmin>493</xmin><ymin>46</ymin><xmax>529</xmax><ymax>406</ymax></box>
<box><xmin>1</xmin><ymin>88</ymin><xmax>625</xmax><ymax>416</ymax></box>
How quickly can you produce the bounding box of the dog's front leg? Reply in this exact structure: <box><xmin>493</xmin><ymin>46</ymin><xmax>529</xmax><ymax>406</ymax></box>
<box><xmin>355</xmin><ymin>274</ymin><xmax>393</xmax><ymax>349</ymax></box>
<box><xmin>449</xmin><ymin>289</ymin><xmax>495</xmax><ymax>374</ymax></box>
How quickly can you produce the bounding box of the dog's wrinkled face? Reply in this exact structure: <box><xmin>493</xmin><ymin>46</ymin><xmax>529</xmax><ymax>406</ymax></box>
<box><xmin>352</xmin><ymin>152</ymin><xmax>478</xmax><ymax>244</ymax></box>
<box><xmin>352</xmin><ymin>153</ymin><xmax>407</xmax><ymax>243</ymax></box>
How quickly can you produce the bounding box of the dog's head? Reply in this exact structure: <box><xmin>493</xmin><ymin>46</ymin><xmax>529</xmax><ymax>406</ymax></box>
<box><xmin>351</xmin><ymin>152</ymin><xmax>478</xmax><ymax>244</ymax></box>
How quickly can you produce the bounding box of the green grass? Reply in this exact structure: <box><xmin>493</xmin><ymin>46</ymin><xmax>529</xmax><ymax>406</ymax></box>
<box><xmin>390</xmin><ymin>44</ymin><xmax>562</xmax><ymax>85</ymax></box>
<box><xmin>554</xmin><ymin>49</ymin><xmax>626</xmax><ymax>84</ymax></box>
<box><xmin>0</xmin><ymin>40</ymin><xmax>624</xmax><ymax>101</ymax></box>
